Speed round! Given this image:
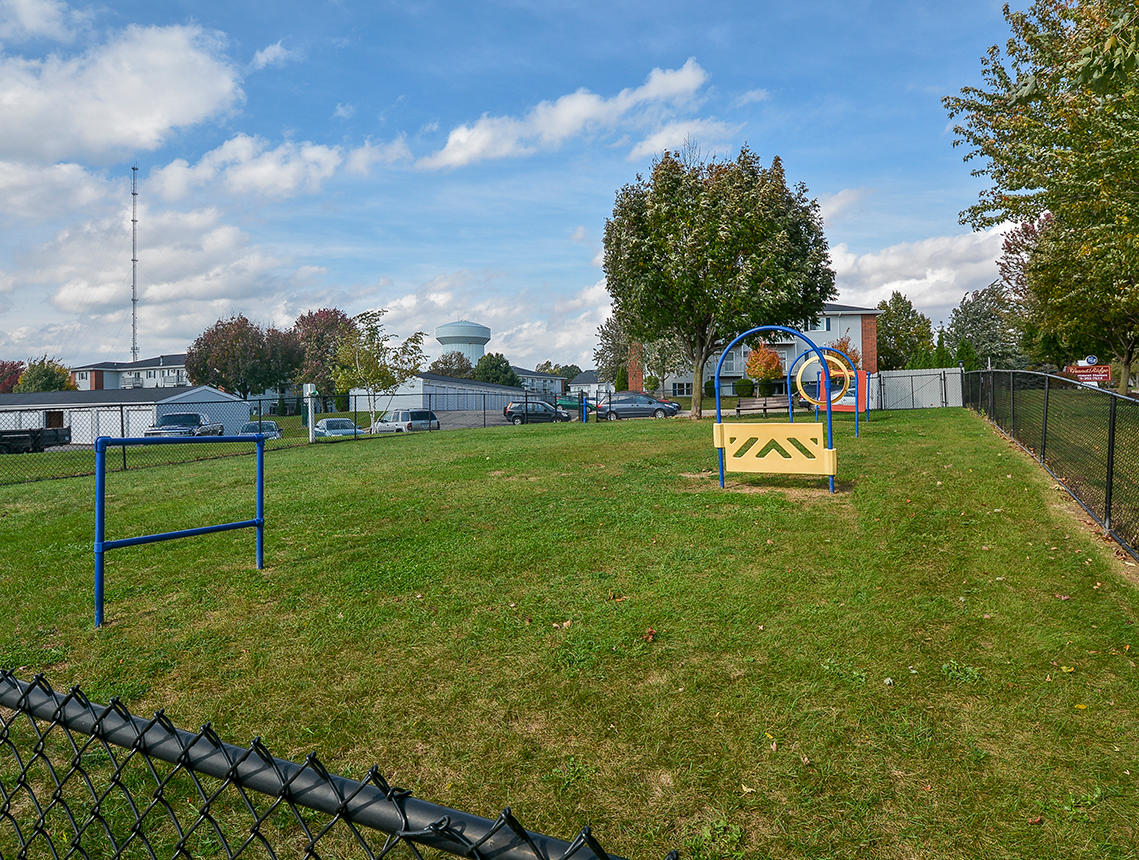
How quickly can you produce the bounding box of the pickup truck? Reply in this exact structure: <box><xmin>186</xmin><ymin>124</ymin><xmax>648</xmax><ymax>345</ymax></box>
<box><xmin>143</xmin><ymin>412</ymin><xmax>225</xmax><ymax>437</ymax></box>
<box><xmin>0</xmin><ymin>426</ymin><xmax>72</xmax><ymax>454</ymax></box>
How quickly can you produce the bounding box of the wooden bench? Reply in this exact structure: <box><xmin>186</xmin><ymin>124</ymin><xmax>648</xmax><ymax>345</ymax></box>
<box><xmin>735</xmin><ymin>395</ymin><xmax>797</xmax><ymax>418</ymax></box>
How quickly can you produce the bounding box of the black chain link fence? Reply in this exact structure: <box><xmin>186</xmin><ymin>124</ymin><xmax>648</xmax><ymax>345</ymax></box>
<box><xmin>964</xmin><ymin>370</ymin><xmax>1139</xmax><ymax>560</ymax></box>
<box><xmin>1</xmin><ymin>672</ymin><xmax>674</xmax><ymax>860</ymax></box>
<box><xmin>0</xmin><ymin>392</ymin><xmax>571</xmax><ymax>487</ymax></box>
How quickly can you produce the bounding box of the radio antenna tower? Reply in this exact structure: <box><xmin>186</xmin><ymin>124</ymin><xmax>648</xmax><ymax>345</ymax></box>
<box><xmin>130</xmin><ymin>165</ymin><xmax>140</xmax><ymax>362</ymax></box>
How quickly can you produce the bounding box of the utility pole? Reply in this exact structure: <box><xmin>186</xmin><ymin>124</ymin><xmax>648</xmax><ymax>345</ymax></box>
<box><xmin>131</xmin><ymin>165</ymin><xmax>139</xmax><ymax>362</ymax></box>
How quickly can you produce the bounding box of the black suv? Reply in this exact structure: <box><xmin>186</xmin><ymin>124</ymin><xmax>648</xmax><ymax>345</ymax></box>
<box><xmin>503</xmin><ymin>401</ymin><xmax>571</xmax><ymax>425</ymax></box>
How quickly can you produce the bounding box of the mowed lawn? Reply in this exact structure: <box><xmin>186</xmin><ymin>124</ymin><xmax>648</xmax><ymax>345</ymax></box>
<box><xmin>1</xmin><ymin>409</ymin><xmax>1136</xmax><ymax>859</ymax></box>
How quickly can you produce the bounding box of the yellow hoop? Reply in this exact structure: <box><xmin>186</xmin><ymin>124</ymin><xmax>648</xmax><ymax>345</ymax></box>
<box><xmin>795</xmin><ymin>355</ymin><xmax>851</xmax><ymax>407</ymax></box>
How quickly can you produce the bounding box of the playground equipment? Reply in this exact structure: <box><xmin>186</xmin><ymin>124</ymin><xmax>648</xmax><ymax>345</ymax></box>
<box><xmin>93</xmin><ymin>434</ymin><xmax>265</xmax><ymax>627</ymax></box>
<box><xmin>785</xmin><ymin>346</ymin><xmax>866</xmax><ymax>438</ymax></box>
<box><xmin>714</xmin><ymin>326</ymin><xmax>838</xmax><ymax>493</ymax></box>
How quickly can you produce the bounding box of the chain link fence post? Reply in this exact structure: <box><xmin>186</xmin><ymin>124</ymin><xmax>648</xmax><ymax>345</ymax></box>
<box><xmin>1105</xmin><ymin>395</ymin><xmax>1117</xmax><ymax>531</ymax></box>
<box><xmin>1040</xmin><ymin>375</ymin><xmax>1049</xmax><ymax>464</ymax></box>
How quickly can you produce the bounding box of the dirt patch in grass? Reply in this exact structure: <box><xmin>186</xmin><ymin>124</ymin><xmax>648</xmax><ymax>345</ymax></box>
<box><xmin>678</xmin><ymin>471</ymin><xmax>854</xmax><ymax>501</ymax></box>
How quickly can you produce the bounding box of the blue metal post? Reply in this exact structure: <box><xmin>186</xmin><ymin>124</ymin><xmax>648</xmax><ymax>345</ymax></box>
<box><xmin>94</xmin><ymin>437</ymin><xmax>106</xmax><ymax>628</ymax></box>
<box><xmin>256</xmin><ymin>435</ymin><xmax>264</xmax><ymax>569</ymax></box>
<box><xmin>714</xmin><ymin>370</ymin><xmax>726</xmax><ymax>487</ymax></box>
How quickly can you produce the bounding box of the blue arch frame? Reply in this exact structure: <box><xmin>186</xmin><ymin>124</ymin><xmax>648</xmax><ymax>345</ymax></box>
<box><xmin>714</xmin><ymin>326</ymin><xmax>836</xmax><ymax>493</ymax></box>
<box><xmin>785</xmin><ymin>346</ymin><xmax>861</xmax><ymax>438</ymax></box>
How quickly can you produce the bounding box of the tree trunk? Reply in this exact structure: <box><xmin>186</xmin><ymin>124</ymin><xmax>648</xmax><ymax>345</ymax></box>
<box><xmin>1118</xmin><ymin>341</ymin><xmax>1134</xmax><ymax>396</ymax></box>
<box><xmin>690</xmin><ymin>354</ymin><xmax>706</xmax><ymax>419</ymax></box>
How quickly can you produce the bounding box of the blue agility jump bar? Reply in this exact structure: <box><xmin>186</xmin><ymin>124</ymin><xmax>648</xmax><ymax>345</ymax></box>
<box><xmin>94</xmin><ymin>434</ymin><xmax>266</xmax><ymax>628</ymax></box>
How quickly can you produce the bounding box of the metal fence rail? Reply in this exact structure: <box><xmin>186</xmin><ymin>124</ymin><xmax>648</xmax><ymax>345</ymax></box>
<box><xmin>963</xmin><ymin>370</ymin><xmax>1139</xmax><ymax>560</ymax></box>
<box><xmin>0</xmin><ymin>672</ymin><xmax>674</xmax><ymax>860</ymax></box>
<box><xmin>0</xmin><ymin>392</ymin><xmax>563</xmax><ymax>487</ymax></box>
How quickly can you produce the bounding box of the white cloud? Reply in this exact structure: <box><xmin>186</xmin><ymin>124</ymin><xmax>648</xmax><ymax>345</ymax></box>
<box><xmin>2</xmin><ymin>205</ymin><xmax>326</xmax><ymax>359</ymax></box>
<box><xmin>345</xmin><ymin>137</ymin><xmax>413</xmax><ymax>175</ymax></box>
<box><xmin>420</xmin><ymin>58</ymin><xmax>710</xmax><ymax>169</ymax></box>
<box><xmin>569</xmin><ymin>225</ymin><xmax>587</xmax><ymax>243</ymax></box>
<box><xmin>819</xmin><ymin>187</ymin><xmax>871</xmax><ymax>224</ymax></box>
<box><xmin>150</xmin><ymin>134</ymin><xmax>350</xmax><ymax>199</ymax></box>
<box><xmin>831</xmin><ymin>225</ymin><xmax>1010</xmax><ymax>326</ymax></box>
<box><xmin>0</xmin><ymin>24</ymin><xmax>241</xmax><ymax>161</ymax></box>
<box><xmin>0</xmin><ymin>160</ymin><xmax>108</xmax><ymax>218</ymax></box>
<box><xmin>333</xmin><ymin>102</ymin><xmax>355</xmax><ymax>119</ymax></box>
<box><xmin>251</xmin><ymin>40</ymin><xmax>293</xmax><ymax>70</ymax></box>
<box><xmin>628</xmin><ymin>119</ymin><xmax>737</xmax><ymax>160</ymax></box>
<box><xmin>734</xmin><ymin>88</ymin><xmax>770</xmax><ymax>106</ymax></box>
<box><xmin>0</xmin><ymin>0</ymin><xmax>87</xmax><ymax>43</ymax></box>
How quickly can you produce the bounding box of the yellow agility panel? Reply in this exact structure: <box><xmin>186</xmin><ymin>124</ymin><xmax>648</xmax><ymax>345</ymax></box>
<box><xmin>713</xmin><ymin>422</ymin><xmax>837</xmax><ymax>476</ymax></box>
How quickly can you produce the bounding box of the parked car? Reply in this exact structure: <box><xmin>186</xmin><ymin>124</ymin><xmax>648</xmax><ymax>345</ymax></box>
<box><xmin>371</xmin><ymin>409</ymin><xmax>440</xmax><ymax>433</ymax></box>
<box><xmin>238</xmin><ymin>420</ymin><xmax>283</xmax><ymax>439</ymax></box>
<box><xmin>595</xmin><ymin>393</ymin><xmax>681</xmax><ymax>421</ymax></box>
<box><xmin>143</xmin><ymin>412</ymin><xmax>224</xmax><ymax>437</ymax></box>
<box><xmin>0</xmin><ymin>426</ymin><xmax>72</xmax><ymax>454</ymax></box>
<box><xmin>314</xmin><ymin>418</ymin><xmax>362</xmax><ymax>437</ymax></box>
<box><xmin>503</xmin><ymin>400</ymin><xmax>571</xmax><ymax>425</ymax></box>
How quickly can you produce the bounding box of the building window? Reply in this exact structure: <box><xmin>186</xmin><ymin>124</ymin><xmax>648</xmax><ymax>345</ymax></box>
<box><xmin>146</xmin><ymin>370</ymin><xmax>155</xmax><ymax>379</ymax></box>
<box><xmin>77</xmin><ymin>372</ymin><xmax>87</xmax><ymax>380</ymax></box>
<box><xmin>672</xmin><ymin>382</ymin><xmax>693</xmax><ymax>397</ymax></box>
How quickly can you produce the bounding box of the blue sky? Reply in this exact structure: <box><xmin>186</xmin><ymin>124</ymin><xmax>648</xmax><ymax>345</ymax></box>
<box><xmin>0</xmin><ymin>0</ymin><xmax>1016</xmax><ymax>369</ymax></box>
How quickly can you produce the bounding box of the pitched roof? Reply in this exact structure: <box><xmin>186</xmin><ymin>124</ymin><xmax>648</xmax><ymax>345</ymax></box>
<box><xmin>823</xmin><ymin>302</ymin><xmax>882</xmax><ymax>314</ymax></box>
<box><xmin>511</xmin><ymin>365</ymin><xmax>567</xmax><ymax>380</ymax></box>
<box><xmin>0</xmin><ymin>385</ymin><xmax>235</xmax><ymax>408</ymax></box>
<box><xmin>569</xmin><ymin>370</ymin><xmax>598</xmax><ymax>385</ymax></box>
<box><xmin>70</xmin><ymin>354</ymin><xmax>187</xmax><ymax>372</ymax></box>
<box><xmin>417</xmin><ymin>372</ymin><xmax>524</xmax><ymax>393</ymax></box>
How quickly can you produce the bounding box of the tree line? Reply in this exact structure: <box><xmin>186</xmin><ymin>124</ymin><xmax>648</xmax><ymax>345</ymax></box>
<box><xmin>944</xmin><ymin>0</ymin><xmax>1139</xmax><ymax>393</ymax></box>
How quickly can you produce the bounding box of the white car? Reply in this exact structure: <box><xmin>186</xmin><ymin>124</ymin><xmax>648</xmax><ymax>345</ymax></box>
<box><xmin>370</xmin><ymin>409</ymin><xmax>440</xmax><ymax>433</ymax></box>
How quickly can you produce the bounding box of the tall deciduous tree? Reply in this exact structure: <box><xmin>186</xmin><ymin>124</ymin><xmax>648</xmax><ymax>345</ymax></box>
<box><xmin>875</xmin><ymin>292</ymin><xmax>933</xmax><ymax>370</ymax></box>
<box><xmin>593</xmin><ymin>316</ymin><xmax>628</xmax><ymax>385</ymax></box>
<box><xmin>428</xmin><ymin>351</ymin><xmax>474</xmax><ymax>379</ymax></box>
<box><xmin>185</xmin><ymin>315</ymin><xmax>268</xmax><ymax>398</ymax></box>
<box><xmin>13</xmin><ymin>356</ymin><xmax>75</xmax><ymax>392</ymax></box>
<box><xmin>332</xmin><ymin>310</ymin><xmax>425</xmax><ymax>426</ymax></box>
<box><xmin>946</xmin><ymin>283</ymin><xmax>1025</xmax><ymax>369</ymax></box>
<box><xmin>0</xmin><ymin>360</ymin><xmax>25</xmax><ymax>393</ymax></box>
<box><xmin>603</xmin><ymin>146</ymin><xmax>835</xmax><ymax>418</ymax></box>
<box><xmin>294</xmin><ymin>308</ymin><xmax>353</xmax><ymax>395</ymax></box>
<box><xmin>263</xmin><ymin>327</ymin><xmax>304</xmax><ymax>398</ymax></box>
<box><xmin>473</xmin><ymin>353</ymin><xmax>521</xmax><ymax>388</ymax></box>
<box><xmin>944</xmin><ymin>0</ymin><xmax>1139</xmax><ymax>392</ymax></box>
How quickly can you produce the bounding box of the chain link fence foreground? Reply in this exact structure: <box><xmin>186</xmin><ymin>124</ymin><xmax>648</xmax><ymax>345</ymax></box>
<box><xmin>0</xmin><ymin>391</ymin><xmax>565</xmax><ymax>487</ymax></box>
<box><xmin>1</xmin><ymin>672</ymin><xmax>674</xmax><ymax>860</ymax></box>
<box><xmin>964</xmin><ymin>370</ymin><xmax>1139</xmax><ymax>560</ymax></box>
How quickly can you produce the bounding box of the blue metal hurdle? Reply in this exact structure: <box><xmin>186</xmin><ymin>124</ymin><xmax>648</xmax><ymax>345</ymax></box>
<box><xmin>93</xmin><ymin>435</ymin><xmax>265</xmax><ymax>628</ymax></box>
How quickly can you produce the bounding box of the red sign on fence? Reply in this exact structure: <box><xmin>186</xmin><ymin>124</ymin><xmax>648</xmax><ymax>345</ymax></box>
<box><xmin>1064</xmin><ymin>364</ymin><xmax>1112</xmax><ymax>382</ymax></box>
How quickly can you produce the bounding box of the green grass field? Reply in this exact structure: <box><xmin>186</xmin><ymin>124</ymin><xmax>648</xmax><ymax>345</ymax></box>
<box><xmin>2</xmin><ymin>409</ymin><xmax>1137</xmax><ymax>859</ymax></box>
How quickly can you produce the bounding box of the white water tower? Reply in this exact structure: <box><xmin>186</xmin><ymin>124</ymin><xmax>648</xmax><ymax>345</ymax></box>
<box><xmin>435</xmin><ymin>320</ymin><xmax>491</xmax><ymax>365</ymax></box>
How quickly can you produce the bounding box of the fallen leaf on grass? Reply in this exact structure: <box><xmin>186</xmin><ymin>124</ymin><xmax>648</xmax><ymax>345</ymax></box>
<box><xmin>741</xmin><ymin>784</ymin><xmax>756</xmax><ymax>794</ymax></box>
<box><xmin>1061</xmin><ymin>665</ymin><xmax>1075</xmax><ymax>673</ymax></box>
<box><xmin>1074</xmin><ymin>704</ymin><xmax>1087</xmax><ymax>710</ymax></box>
<box><xmin>1028</xmin><ymin>816</ymin><xmax>1044</xmax><ymax>826</ymax></box>
<box><xmin>770</xmin><ymin>741</ymin><xmax>778</xmax><ymax>752</ymax></box>
<box><xmin>642</xmin><ymin>627</ymin><xmax>657</xmax><ymax>642</ymax></box>
<box><xmin>1054</xmin><ymin>594</ymin><xmax>1071</xmax><ymax>601</ymax></box>
<box><xmin>553</xmin><ymin>619</ymin><xmax>572</xmax><ymax>630</ymax></box>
